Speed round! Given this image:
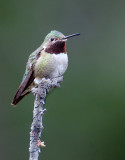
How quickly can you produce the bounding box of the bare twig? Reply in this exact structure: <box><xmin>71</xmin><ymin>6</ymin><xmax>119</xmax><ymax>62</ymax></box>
<box><xmin>29</xmin><ymin>76</ymin><xmax>63</xmax><ymax>160</ymax></box>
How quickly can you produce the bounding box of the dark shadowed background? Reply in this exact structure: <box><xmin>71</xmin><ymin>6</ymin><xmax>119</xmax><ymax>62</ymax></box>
<box><xmin>0</xmin><ymin>0</ymin><xmax>125</xmax><ymax>159</ymax></box>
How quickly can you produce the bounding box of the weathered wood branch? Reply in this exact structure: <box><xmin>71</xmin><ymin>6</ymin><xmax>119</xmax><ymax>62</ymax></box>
<box><xmin>29</xmin><ymin>76</ymin><xmax>63</xmax><ymax>160</ymax></box>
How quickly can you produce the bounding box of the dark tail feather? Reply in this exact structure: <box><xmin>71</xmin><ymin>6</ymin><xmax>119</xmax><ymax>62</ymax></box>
<box><xmin>11</xmin><ymin>91</ymin><xmax>30</xmax><ymax>106</ymax></box>
<box><xmin>11</xmin><ymin>69</ymin><xmax>34</xmax><ymax>106</ymax></box>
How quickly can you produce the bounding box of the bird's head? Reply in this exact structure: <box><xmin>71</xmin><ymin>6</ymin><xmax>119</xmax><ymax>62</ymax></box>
<box><xmin>42</xmin><ymin>30</ymin><xmax>80</xmax><ymax>54</ymax></box>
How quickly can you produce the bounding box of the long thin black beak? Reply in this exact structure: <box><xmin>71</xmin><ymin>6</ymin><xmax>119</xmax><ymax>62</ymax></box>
<box><xmin>61</xmin><ymin>33</ymin><xmax>80</xmax><ymax>40</ymax></box>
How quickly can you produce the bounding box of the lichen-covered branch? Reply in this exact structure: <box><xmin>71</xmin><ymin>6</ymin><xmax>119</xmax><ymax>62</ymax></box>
<box><xmin>29</xmin><ymin>76</ymin><xmax>63</xmax><ymax>160</ymax></box>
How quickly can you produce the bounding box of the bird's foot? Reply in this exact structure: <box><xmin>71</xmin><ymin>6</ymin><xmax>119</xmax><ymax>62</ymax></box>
<box><xmin>51</xmin><ymin>76</ymin><xmax>64</xmax><ymax>88</ymax></box>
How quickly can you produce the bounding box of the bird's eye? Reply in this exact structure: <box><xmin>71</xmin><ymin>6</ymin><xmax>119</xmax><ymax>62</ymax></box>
<box><xmin>50</xmin><ymin>38</ymin><xmax>54</xmax><ymax>41</ymax></box>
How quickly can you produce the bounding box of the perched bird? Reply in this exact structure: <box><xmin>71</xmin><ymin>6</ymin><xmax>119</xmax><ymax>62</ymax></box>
<box><xmin>11</xmin><ymin>30</ymin><xmax>80</xmax><ymax>106</ymax></box>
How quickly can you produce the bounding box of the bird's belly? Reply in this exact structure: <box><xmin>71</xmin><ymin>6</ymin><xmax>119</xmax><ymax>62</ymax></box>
<box><xmin>35</xmin><ymin>53</ymin><xmax>68</xmax><ymax>79</ymax></box>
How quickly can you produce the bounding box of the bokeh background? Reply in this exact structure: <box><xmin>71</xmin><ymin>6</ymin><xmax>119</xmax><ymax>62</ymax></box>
<box><xmin>1</xmin><ymin>0</ymin><xmax>125</xmax><ymax>159</ymax></box>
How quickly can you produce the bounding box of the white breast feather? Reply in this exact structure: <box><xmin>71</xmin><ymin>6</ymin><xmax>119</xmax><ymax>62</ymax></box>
<box><xmin>50</xmin><ymin>53</ymin><xmax>68</xmax><ymax>78</ymax></box>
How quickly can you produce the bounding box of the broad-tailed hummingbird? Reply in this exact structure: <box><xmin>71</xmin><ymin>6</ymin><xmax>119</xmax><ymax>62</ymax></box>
<box><xmin>11</xmin><ymin>30</ymin><xmax>80</xmax><ymax>105</ymax></box>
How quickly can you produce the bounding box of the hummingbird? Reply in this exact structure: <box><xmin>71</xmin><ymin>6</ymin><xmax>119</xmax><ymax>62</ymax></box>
<box><xmin>11</xmin><ymin>30</ymin><xmax>80</xmax><ymax>106</ymax></box>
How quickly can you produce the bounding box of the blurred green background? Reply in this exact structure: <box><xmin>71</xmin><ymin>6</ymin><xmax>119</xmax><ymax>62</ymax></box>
<box><xmin>1</xmin><ymin>0</ymin><xmax>125</xmax><ymax>159</ymax></box>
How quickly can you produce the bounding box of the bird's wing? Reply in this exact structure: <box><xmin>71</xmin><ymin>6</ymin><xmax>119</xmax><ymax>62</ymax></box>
<box><xmin>11</xmin><ymin>46</ymin><xmax>43</xmax><ymax>106</ymax></box>
<box><xmin>21</xmin><ymin>46</ymin><xmax>43</xmax><ymax>83</ymax></box>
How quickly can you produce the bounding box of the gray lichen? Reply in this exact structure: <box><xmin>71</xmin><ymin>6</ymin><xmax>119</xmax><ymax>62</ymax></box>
<box><xmin>29</xmin><ymin>76</ymin><xmax>63</xmax><ymax>160</ymax></box>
